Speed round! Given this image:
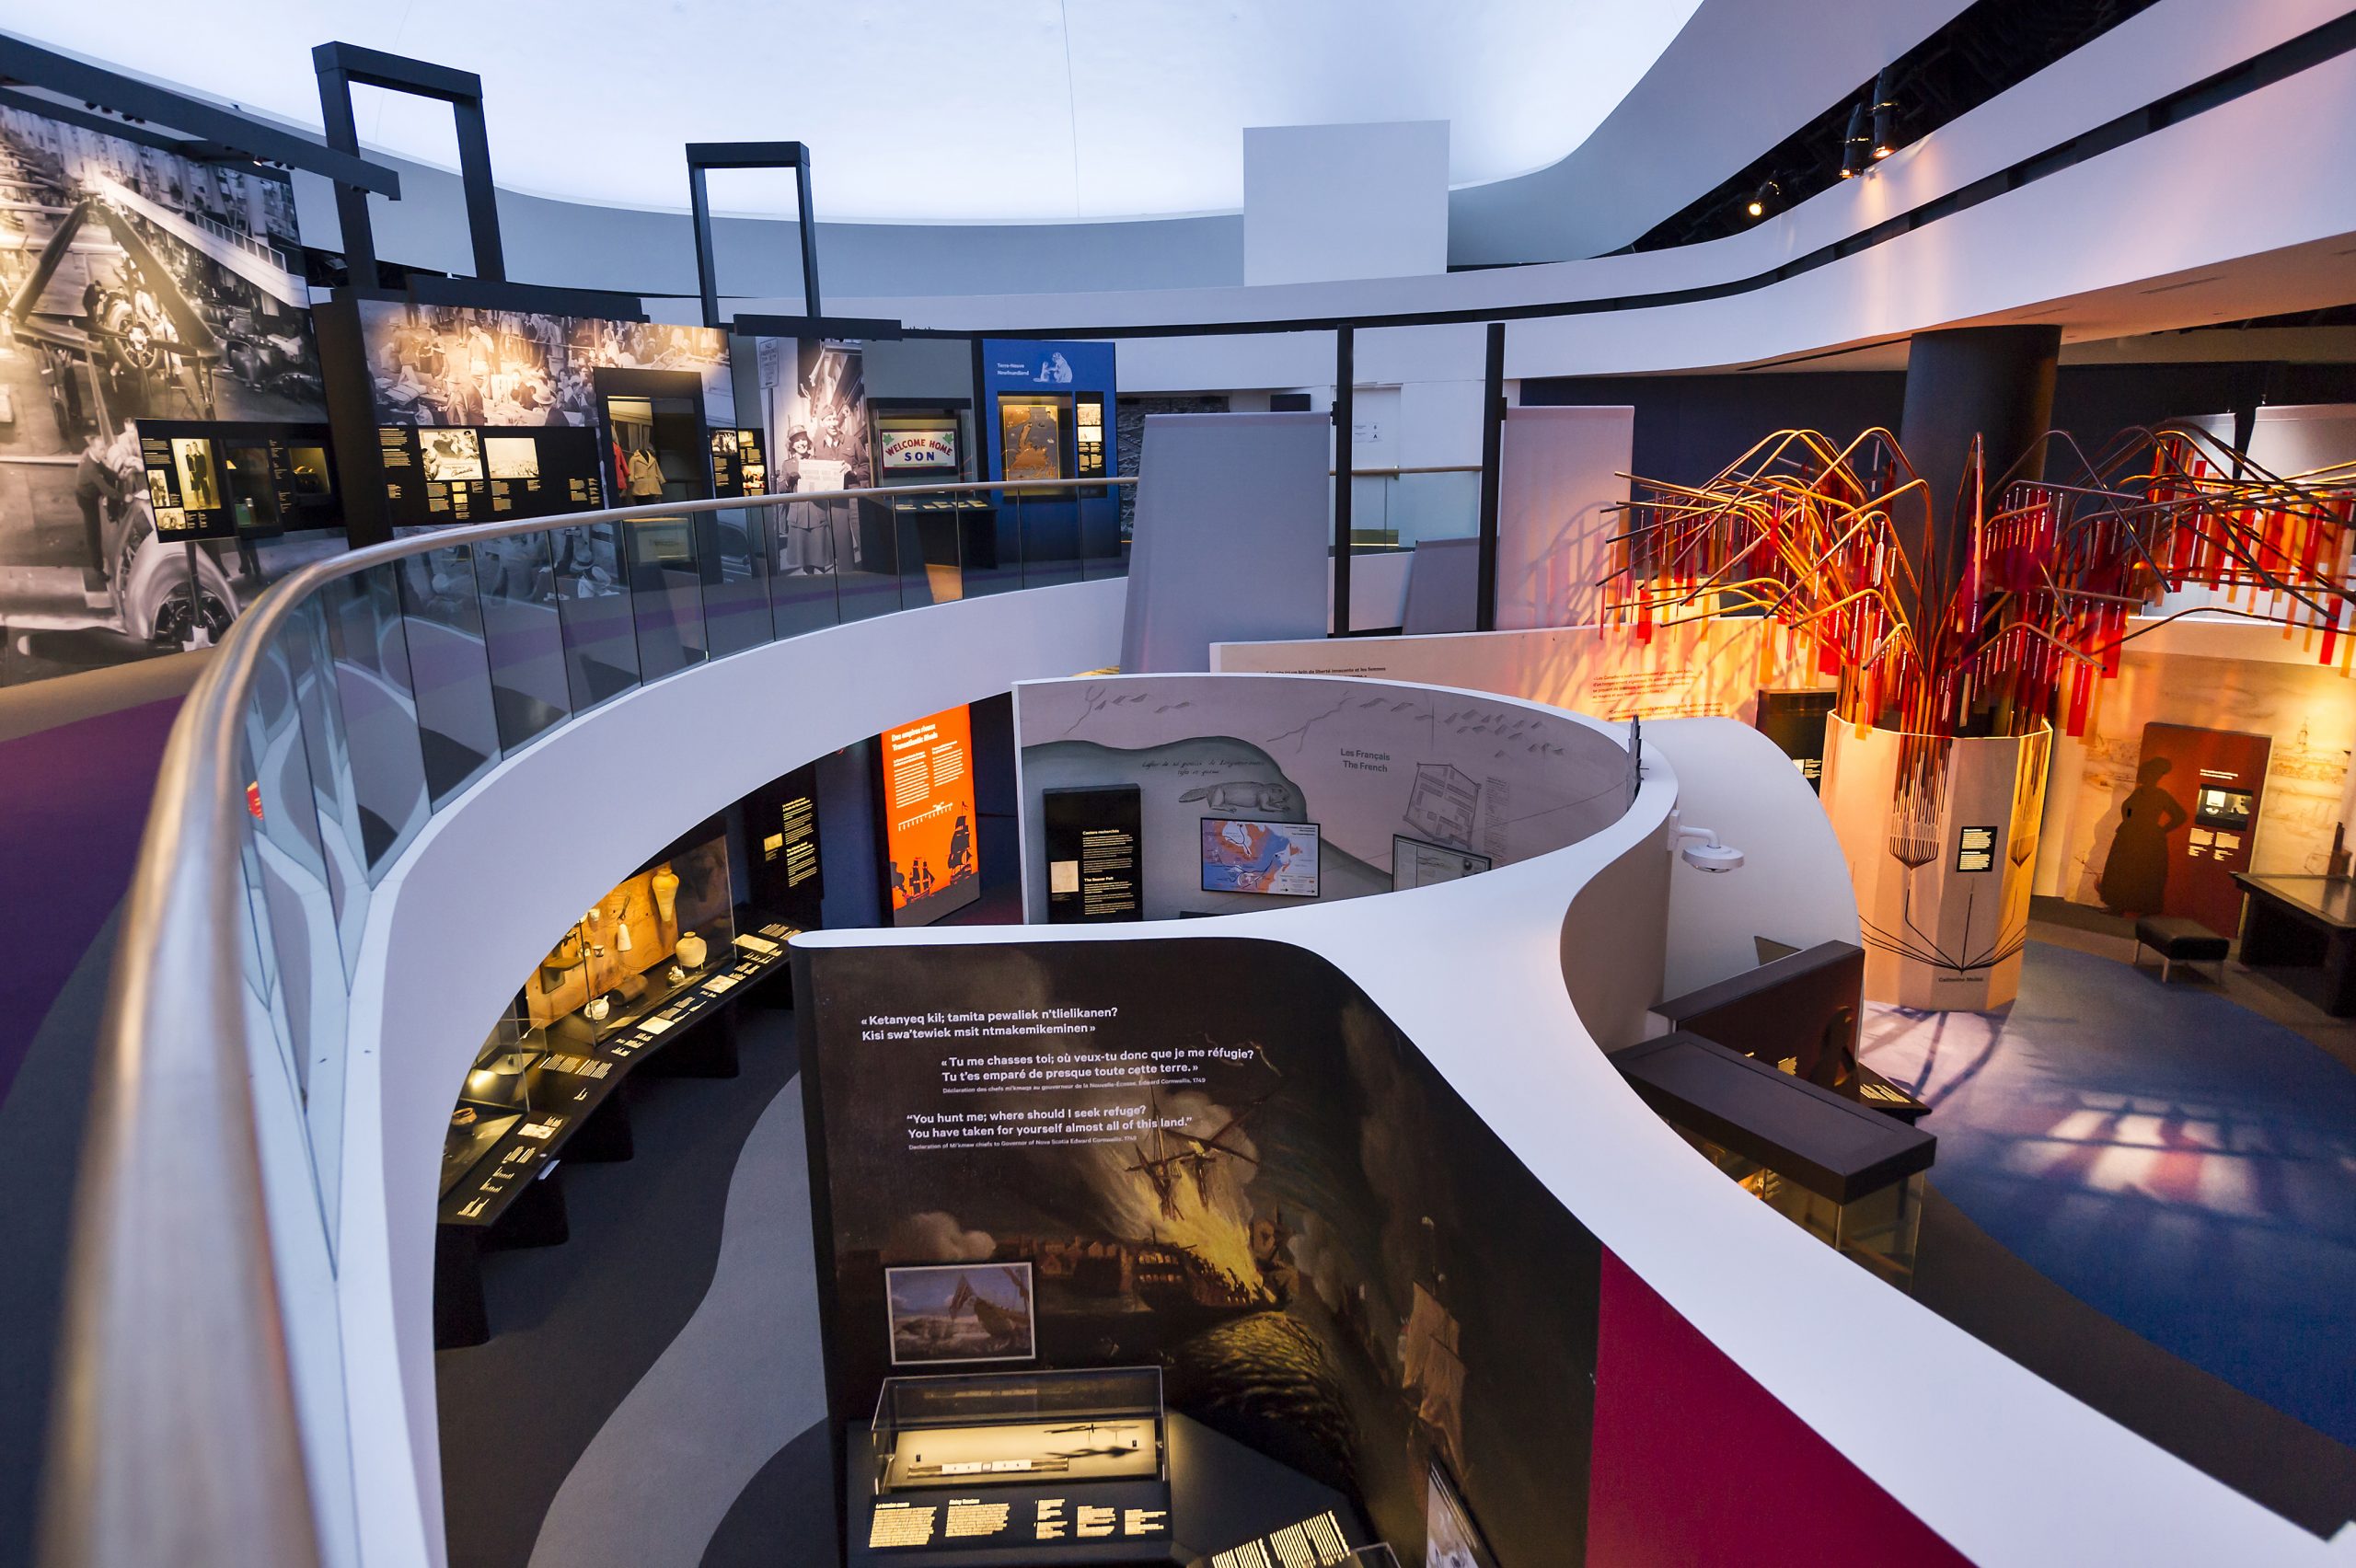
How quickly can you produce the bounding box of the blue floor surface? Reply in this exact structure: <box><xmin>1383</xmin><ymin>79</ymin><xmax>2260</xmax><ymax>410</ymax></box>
<box><xmin>1859</xmin><ymin>941</ymin><xmax>2356</xmax><ymax>1447</ymax></box>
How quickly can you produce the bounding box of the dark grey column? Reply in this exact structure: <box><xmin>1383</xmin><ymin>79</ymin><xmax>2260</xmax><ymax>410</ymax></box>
<box><xmin>1896</xmin><ymin>324</ymin><xmax>2061</xmax><ymax>612</ymax></box>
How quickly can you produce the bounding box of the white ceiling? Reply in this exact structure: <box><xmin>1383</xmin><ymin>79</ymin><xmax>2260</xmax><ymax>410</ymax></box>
<box><xmin>19</xmin><ymin>2</ymin><xmax>1702</xmax><ymax>225</ymax></box>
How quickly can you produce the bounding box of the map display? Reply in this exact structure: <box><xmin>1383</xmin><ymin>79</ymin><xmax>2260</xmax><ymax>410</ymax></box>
<box><xmin>1200</xmin><ymin>817</ymin><xmax>1320</xmax><ymax>897</ymax></box>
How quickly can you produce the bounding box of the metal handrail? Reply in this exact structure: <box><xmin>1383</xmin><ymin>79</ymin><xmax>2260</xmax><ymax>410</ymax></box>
<box><xmin>37</xmin><ymin>475</ymin><xmax>1132</xmax><ymax>1568</ymax></box>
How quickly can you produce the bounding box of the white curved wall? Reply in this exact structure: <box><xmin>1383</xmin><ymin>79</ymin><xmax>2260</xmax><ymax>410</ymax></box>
<box><xmin>334</xmin><ymin>579</ymin><xmax>1126</xmax><ymax>1568</ymax></box>
<box><xmin>799</xmin><ymin>699</ymin><xmax>2344</xmax><ymax>1566</ymax></box>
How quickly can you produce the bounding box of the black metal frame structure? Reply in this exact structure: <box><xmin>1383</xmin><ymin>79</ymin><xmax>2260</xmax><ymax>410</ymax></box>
<box><xmin>686</xmin><ymin>142</ymin><xmax>820</xmax><ymax>329</ymax></box>
<box><xmin>1333</xmin><ymin>327</ymin><xmax>1354</xmax><ymax>636</ymax></box>
<box><xmin>313</xmin><ymin>41</ymin><xmax>502</xmax><ymax>287</ymax></box>
<box><xmin>1474</xmin><ymin>321</ymin><xmax>1506</xmax><ymax>632</ymax></box>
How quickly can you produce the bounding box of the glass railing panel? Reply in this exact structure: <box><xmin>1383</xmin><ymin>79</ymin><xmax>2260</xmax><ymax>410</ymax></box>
<box><xmin>241</xmin><ymin>613</ymin><xmax>351</xmax><ymax>1216</ymax></box>
<box><xmin>552</xmin><ymin>521</ymin><xmax>641</xmax><ymax>713</ymax></box>
<box><xmin>834</xmin><ymin>497</ymin><xmax>901</xmax><ymax>624</ymax></box>
<box><xmin>1386</xmin><ymin>469</ymin><xmax>1481</xmax><ymax>547</ymax></box>
<box><xmin>893</xmin><ymin>495</ymin><xmax>958</xmax><ymax>607</ymax></box>
<box><xmin>621</xmin><ymin>515</ymin><xmax>707</xmax><ymax>682</ymax></box>
<box><xmin>960</xmin><ymin>487</ymin><xmax>1020</xmax><ymax>600</ymax></box>
<box><xmin>1017</xmin><ymin>488</ymin><xmax>1084</xmax><ymax>588</ymax></box>
<box><xmin>768</xmin><ymin>498</ymin><xmax>840</xmax><ymax>639</ymax></box>
<box><xmin>318</xmin><ymin>563</ymin><xmax>432</xmax><ymax>884</ymax></box>
<box><xmin>274</xmin><ymin>596</ymin><xmax>373</xmax><ymax>981</ymax></box>
<box><xmin>697</xmin><ymin>506</ymin><xmax>772</xmax><ymax>660</ymax></box>
<box><xmin>1344</xmin><ymin>471</ymin><xmax>1394</xmax><ymax>549</ymax></box>
<box><xmin>473</xmin><ymin>528</ymin><xmax>572</xmax><ymax>754</ymax></box>
<box><xmin>1080</xmin><ymin>488</ymin><xmax>1126</xmax><ymax>582</ymax></box>
<box><xmin>393</xmin><ymin>543</ymin><xmax>500</xmax><ymax>808</ymax></box>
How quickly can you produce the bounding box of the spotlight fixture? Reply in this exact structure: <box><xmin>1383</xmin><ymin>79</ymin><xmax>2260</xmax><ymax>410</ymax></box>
<box><xmin>1839</xmin><ymin>101</ymin><xmax>1872</xmax><ymax>179</ymax></box>
<box><xmin>1871</xmin><ymin>69</ymin><xmax>1898</xmax><ymax>159</ymax></box>
<box><xmin>1745</xmin><ymin>179</ymin><xmax>1781</xmax><ymax>219</ymax></box>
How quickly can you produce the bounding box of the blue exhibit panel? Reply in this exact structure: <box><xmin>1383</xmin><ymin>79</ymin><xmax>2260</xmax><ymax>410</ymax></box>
<box><xmin>980</xmin><ymin>339</ymin><xmax>1119</xmax><ymax>585</ymax></box>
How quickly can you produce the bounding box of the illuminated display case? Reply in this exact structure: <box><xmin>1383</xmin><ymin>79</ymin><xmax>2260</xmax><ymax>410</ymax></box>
<box><xmin>520</xmin><ymin>833</ymin><xmax>735</xmax><ymax>1049</ymax></box>
<box><xmin>998</xmin><ymin>394</ymin><xmax>1070</xmax><ymax>485</ymax></box>
<box><xmin>861</xmin><ymin>1368</ymin><xmax>1172</xmax><ymax>1560</ymax></box>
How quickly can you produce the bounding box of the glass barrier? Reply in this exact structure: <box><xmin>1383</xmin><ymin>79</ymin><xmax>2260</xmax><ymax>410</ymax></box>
<box><xmin>216</xmin><ymin>479</ymin><xmax>1131</xmax><ymax>1233</ymax></box>
<box><xmin>1341</xmin><ymin>467</ymin><xmax>1481</xmax><ymax>550</ymax></box>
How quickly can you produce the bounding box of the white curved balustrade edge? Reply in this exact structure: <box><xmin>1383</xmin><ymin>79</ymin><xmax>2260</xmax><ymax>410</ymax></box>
<box><xmin>337</xmin><ymin>577</ymin><xmax>1128</xmax><ymax>1568</ymax></box>
<box><xmin>793</xmin><ymin>699</ymin><xmax>2344</xmax><ymax>1566</ymax></box>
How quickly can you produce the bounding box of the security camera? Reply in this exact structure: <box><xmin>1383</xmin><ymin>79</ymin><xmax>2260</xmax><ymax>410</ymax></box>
<box><xmin>1674</xmin><ymin>825</ymin><xmax>1745</xmax><ymax>873</ymax></box>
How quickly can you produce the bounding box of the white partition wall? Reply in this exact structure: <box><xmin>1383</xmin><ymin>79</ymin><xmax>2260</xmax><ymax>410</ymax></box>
<box><xmin>1013</xmin><ymin>671</ymin><xmax>1632</xmax><ymax>922</ymax></box>
<box><xmin>1496</xmin><ymin>406</ymin><xmax>1634</xmax><ymax>630</ymax></box>
<box><xmin>1121</xmin><ymin>412</ymin><xmax>1332</xmax><ymax>673</ymax></box>
<box><xmin>338</xmin><ymin>581</ymin><xmax>1129</xmax><ymax>1568</ymax></box>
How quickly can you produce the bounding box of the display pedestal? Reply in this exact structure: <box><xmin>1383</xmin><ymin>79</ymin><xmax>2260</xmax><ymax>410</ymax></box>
<box><xmin>1821</xmin><ymin>720</ymin><xmax>2050</xmax><ymax>1010</ymax></box>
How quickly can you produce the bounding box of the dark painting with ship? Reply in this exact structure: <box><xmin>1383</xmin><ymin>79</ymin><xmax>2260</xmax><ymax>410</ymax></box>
<box><xmin>801</xmin><ymin>936</ymin><xmax>1600</xmax><ymax>1563</ymax></box>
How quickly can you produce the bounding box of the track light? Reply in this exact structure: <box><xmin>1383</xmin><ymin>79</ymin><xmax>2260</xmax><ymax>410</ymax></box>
<box><xmin>1839</xmin><ymin>101</ymin><xmax>1872</xmax><ymax>179</ymax></box>
<box><xmin>1871</xmin><ymin>69</ymin><xmax>1898</xmax><ymax>159</ymax></box>
<box><xmin>1745</xmin><ymin>179</ymin><xmax>1780</xmax><ymax>219</ymax></box>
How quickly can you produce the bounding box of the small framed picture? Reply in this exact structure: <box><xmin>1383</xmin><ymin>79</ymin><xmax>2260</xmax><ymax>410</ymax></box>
<box><xmin>885</xmin><ymin>1262</ymin><xmax>1035</xmax><ymax>1366</ymax></box>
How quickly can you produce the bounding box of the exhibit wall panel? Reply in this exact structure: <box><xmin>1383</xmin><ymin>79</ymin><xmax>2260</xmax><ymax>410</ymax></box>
<box><xmin>1012</xmin><ymin>672</ymin><xmax>1633</xmax><ymax>922</ymax></box>
<box><xmin>1120</xmin><ymin>413</ymin><xmax>1331</xmax><ymax>673</ymax></box>
<box><xmin>798</xmin><ymin>934</ymin><xmax>1607</xmax><ymax>1563</ymax></box>
<box><xmin>333</xmin><ymin>578</ymin><xmax>1127</xmax><ymax>1568</ymax></box>
<box><xmin>1495</xmin><ymin>407</ymin><xmax>1633</xmax><ymax>630</ymax></box>
<box><xmin>0</xmin><ymin>97</ymin><xmax>341</xmax><ymax>693</ymax></box>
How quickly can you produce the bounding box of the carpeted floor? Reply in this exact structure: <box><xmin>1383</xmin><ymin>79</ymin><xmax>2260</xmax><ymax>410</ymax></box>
<box><xmin>1860</xmin><ymin>940</ymin><xmax>2356</xmax><ymax>1448</ymax></box>
<box><xmin>437</xmin><ymin>1002</ymin><xmax>829</xmax><ymax>1568</ymax></box>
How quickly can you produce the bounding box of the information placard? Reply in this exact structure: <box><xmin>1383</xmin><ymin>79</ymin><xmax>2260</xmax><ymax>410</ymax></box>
<box><xmin>1044</xmin><ymin>786</ymin><xmax>1142</xmax><ymax>923</ymax></box>
<box><xmin>883</xmin><ymin>705</ymin><xmax>982</xmax><ymax>926</ymax></box>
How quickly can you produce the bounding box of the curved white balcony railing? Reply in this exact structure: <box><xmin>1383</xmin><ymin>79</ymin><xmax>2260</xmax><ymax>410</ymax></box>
<box><xmin>38</xmin><ymin>478</ymin><xmax>1131</xmax><ymax>1568</ymax></box>
<box><xmin>45</xmin><ymin>464</ymin><xmax>2355</xmax><ymax>1568</ymax></box>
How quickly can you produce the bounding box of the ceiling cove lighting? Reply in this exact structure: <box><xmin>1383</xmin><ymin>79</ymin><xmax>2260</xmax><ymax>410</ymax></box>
<box><xmin>6</xmin><ymin>3</ymin><xmax>1708</xmax><ymax>224</ymax></box>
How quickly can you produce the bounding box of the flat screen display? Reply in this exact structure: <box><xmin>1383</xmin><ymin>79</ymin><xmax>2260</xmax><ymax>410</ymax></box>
<box><xmin>484</xmin><ymin>435</ymin><xmax>541</xmax><ymax>480</ymax></box>
<box><xmin>883</xmin><ymin>704</ymin><xmax>981</xmax><ymax>926</ymax></box>
<box><xmin>2195</xmin><ymin>786</ymin><xmax>2253</xmax><ymax>829</ymax></box>
<box><xmin>1200</xmin><ymin>817</ymin><xmax>1320</xmax><ymax>898</ymax></box>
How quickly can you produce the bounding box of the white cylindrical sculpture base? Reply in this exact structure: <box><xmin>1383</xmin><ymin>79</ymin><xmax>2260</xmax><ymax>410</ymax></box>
<box><xmin>1820</xmin><ymin>720</ymin><xmax>2050</xmax><ymax>1010</ymax></box>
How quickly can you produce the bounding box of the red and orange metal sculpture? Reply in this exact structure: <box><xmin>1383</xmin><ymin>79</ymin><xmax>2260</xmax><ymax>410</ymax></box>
<box><xmin>1602</xmin><ymin>424</ymin><xmax>2356</xmax><ymax>791</ymax></box>
<box><xmin>1603</xmin><ymin>425</ymin><xmax>2354</xmax><ymax>1001</ymax></box>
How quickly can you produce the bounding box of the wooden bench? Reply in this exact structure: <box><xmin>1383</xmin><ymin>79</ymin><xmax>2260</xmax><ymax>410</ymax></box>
<box><xmin>2133</xmin><ymin>916</ymin><xmax>2229</xmax><ymax>984</ymax></box>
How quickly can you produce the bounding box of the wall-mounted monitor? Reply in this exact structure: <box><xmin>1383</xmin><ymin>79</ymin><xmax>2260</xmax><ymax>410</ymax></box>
<box><xmin>1200</xmin><ymin>817</ymin><xmax>1320</xmax><ymax>898</ymax></box>
<box><xmin>2194</xmin><ymin>786</ymin><xmax>2253</xmax><ymax>830</ymax></box>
